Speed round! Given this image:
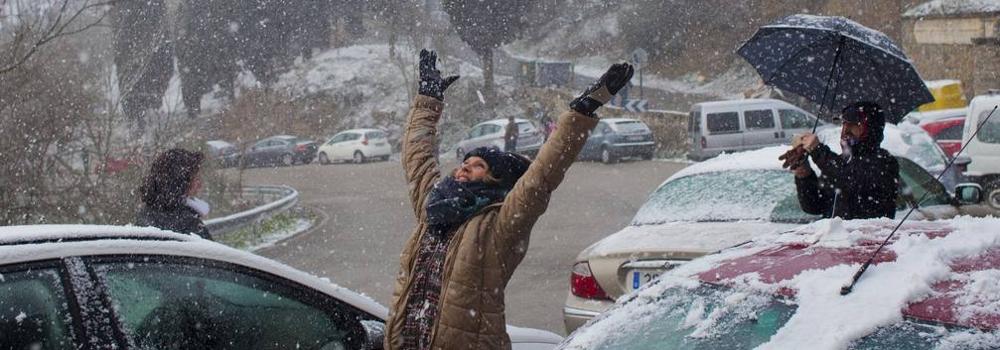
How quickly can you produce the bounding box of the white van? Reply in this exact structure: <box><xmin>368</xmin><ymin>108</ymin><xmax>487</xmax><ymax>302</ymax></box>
<box><xmin>687</xmin><ymin>99</ymin><xmax>822</xmax><ymax>160</ymax></box>
<box><xmin>963</xmin><ymin>91</ymin><xmax>1000</xmax><ymax>208</ymax></box>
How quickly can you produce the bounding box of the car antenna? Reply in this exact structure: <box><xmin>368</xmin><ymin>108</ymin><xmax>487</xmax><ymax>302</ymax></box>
<box><xmin>840</xmin><ymin>105</ymin><xmax>997</xmax><ymax>296</ymax></box>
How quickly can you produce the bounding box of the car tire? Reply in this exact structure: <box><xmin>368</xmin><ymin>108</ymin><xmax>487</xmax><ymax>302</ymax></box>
<box><xmin>379</xmin><ymin>155</ymin><xmax>390</xmax><ymax>161</ymax></box>
<box><xmin>987</xmin><ymin>177</ymin><xmax>1000</xmax><ymax>210</ymax></box>
<box><xmin>642</xmin><ymin>152</ymin><xmax>654</xmax><ymax>160</ymax></box>
<box><xmin>301</xmin><ymin>157</ymin><xmax>313</xmax><ymax>165</ymax></box>
<box><xmin>281</xmin><ymin>153</ymin><xmax>294</xmax><ymax>167</ymax></box>
<box><xmin>600</xmin><ymin>146</ymin><xmax>617</xmax><ymax>164</ymax></box>
<box><xmin>353</xmin><ymin>151</ymin><xmax>366</xmax><ymax>164</ymax></box>
<box><xmin>318</xmin><ymin>152</ymin><xmax>330</xmax><ymax>165</ymax></box>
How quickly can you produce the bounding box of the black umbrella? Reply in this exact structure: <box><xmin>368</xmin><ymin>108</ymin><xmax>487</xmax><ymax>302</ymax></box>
<box><xmin>738</xmin><ymin>14</ymin><xmax>934</xmax><ymax>126</ymax></box>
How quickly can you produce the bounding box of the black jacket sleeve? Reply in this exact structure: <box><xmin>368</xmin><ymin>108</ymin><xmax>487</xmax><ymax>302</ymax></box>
<box><xmin>872</xmin><ymin>151</ymin><xmax>899</xmax><ymax>219</ymax></box>
<box><xmin>795</xmin><ymin>172</ymin><xmax>834</xmax><ymax>217</ymax></box>
<box><xmin>808</xmin><ymin>144</ymin><xmax>849</xmax><ymax>189</ymax></box>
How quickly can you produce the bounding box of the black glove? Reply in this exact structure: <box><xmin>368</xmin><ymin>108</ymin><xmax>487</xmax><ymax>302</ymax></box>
<box><xmin>570</xmin><ymin>63</ymin><xmax>634</xmax><ymax>117</ymax></box>
<box><xmin>419</xmin><ymin>49</ymin><xmax>460</xmax><ymax>101</ymax></box>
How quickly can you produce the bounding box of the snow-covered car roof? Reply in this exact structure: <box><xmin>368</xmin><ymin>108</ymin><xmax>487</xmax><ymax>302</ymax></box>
<box><xmin>561</xmin><ymin>217</ymin><xmax>1000</xmax><ymax>349</ymax></box>
<box><xmin>206</xmin><ymin>140</ymin><xmax>235</xmax><ymax>149</ymax></box>
<box><xmin>903</xmin><ymin>0</ymin><xmax>1000</xmax><ymax>18</ymax></box>
<box><xmin>0</xmin><ymin>225</ymin><xmax>388</xmax><ymax>319</ymax></box>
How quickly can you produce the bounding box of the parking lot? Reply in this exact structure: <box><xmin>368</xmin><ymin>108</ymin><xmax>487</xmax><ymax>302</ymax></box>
<box><xmin>239</xmin><ymin>158</ymin><xmax>689</xmax><ymax>334</ymax></box>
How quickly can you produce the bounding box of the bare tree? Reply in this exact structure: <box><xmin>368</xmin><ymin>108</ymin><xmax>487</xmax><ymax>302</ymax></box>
<box><xmin>0</xmin><ymin>0</ymin><xmax>112</xmax><ymax>75</ymax></box>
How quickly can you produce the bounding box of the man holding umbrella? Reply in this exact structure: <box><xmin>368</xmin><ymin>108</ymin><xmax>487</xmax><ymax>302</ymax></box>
<box><xmin>781</xmin><ymin>102</ymin><xmax>898</xmax><ymax>219</ymax></box>
<box><xmin>738</xmin><ymin>14</ymin><xmax>933</xmax><ymax>219</ymax></box>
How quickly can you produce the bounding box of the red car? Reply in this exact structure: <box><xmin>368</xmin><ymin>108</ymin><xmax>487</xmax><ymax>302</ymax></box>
<box><xmin>560</xmin><ymin>218</ymin><xmax>1000</xmax><ymax>349</ymax></box>
<box><xmin>910</xmin><ymin>108</ymin><xmax>967</xmax><ymax>158</ymax></box>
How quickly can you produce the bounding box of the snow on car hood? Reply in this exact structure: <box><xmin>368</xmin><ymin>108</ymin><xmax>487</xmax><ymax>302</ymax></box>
<box><xmin>578</xmin><ymin>221</ymin><xmax>798</xmax><ymax>259</ymax></box>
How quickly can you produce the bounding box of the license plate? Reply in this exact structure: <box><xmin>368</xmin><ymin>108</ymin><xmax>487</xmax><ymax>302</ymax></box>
<box><xmin>628</xmin><ymin>269</ymin><xmax>662</xmax><ymax>292</ymax></box>
<box><xmin>627</xmin><ymin>135</ymin><xmax>644</xmax><ymax>141</ymax></box>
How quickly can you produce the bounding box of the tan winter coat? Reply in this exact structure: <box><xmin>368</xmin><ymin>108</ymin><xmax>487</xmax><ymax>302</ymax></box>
<box><xmin>386</xmin><ymin>95</ymin><xmax>597</xmax><ymax>349</ymax></box>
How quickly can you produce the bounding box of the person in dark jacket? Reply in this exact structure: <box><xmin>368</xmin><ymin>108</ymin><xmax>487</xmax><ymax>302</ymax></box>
<box><xmin>780</xmin><ymin>101</ymin><xmax>899</xmax><ymax>219</ymax></box>
<box><xmin>503</xmin><ymin>115</ymin><xmax>519</xmax><ymax>152</ymax></box>
<box><xmin>135</xmin><ymin>148</ymin><xmax>213</xmax><ymax>240</ymax></box>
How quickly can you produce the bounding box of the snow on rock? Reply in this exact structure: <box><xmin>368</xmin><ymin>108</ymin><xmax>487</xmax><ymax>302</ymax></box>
<box><xmin>904</xmin><ymin>0</ymin><xmax>1000</xmax><ymax>18</ymax></box>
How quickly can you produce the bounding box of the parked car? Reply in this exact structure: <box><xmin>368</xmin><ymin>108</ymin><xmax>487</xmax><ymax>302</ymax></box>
<box><xmin>560</xmin><ymin>217</ymin><xmax>1000</xmax><ymax>349</ymax></box>
<box><xmin>205</xmin><ymin>140</ymin><xmax>241</xmax><ymax>168</ymax></box>
<box><xmin>0</xmin><ymin>225</ymin><xmax>563</xmax><ymax>350</ymax></box>
<box><xmin>818</xmin><ymin>122</ymin><xmax>970</xmax><ymax>192</ymax></box>
<box><xmin>455</xmin><ymin>118</ymin><xmax>545</xmax><ymax>160</ymax></box>
<box><xmin>905</xmin><ymin>107</ymin><xmax>967</xmax><ymax>158</ymax></box>
<box><xmin>963</xmin><ymin>91</ymin><xmax>1000</xmax><ymax>209</ymax></box>
<box><xmin>242</xmin><ymin>135</ymin><xmax>318</xmax><ymax>167</ymax></box>
<box><xmin>687</xmin><ymin>99</ymin><xmax>823</xmax><ymax>160</ymax></box>
<box><xmin>318</xmin><ymin>129</ymin><xmax>392</xmax><ymax>164</ymax></box>
<box><xmin>578</xmin><ymin>118</ymin><xmax>655</xmax><ymax>163</ymax></box>
<box><xmin>562</xmin><ymin>146</ymin><xmax>991</xmax><ymax>333</ymax></box>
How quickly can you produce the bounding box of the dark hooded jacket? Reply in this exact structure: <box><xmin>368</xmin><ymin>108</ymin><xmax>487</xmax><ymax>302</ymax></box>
<box><xmin>795</xmin><ymin>105</ymin><xmax>899</xmax><ymax>220</ymax></box>
<box><xmin>135</xmin><ymin>205</ymin><xmax>212</xmax><ymax>240</ymax></box>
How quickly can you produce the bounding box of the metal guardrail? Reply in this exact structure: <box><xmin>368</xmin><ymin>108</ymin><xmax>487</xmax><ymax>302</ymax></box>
<box><xmin>205</xmin><ymin>185</ymin><xmax>299</xmax><ymax>238</ymax></box>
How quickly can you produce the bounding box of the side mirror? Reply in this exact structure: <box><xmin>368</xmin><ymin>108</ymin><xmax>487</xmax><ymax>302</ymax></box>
<box><xmin>955</xmin><ymin>183</ymin><xmax>983</xmax><ymax>204</ymax></box>
<box><xmin>953</xmin><ymin>154</ymin><xmax>972</xmax><ymax>167</ymax></box>
<box><xmin>360</xmin><ymin>320</ymin><xmax>385</xmax><ymax>350</ymax></box>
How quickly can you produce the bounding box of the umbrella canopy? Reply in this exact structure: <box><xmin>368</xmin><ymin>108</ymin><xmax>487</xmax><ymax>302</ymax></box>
<box><xmin>738</xmin><ymin>14</ymin><xmax>934</xmax><ymax>124</ymax></box>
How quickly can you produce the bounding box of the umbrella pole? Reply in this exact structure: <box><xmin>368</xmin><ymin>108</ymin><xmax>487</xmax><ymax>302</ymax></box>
<box><xmin>812</xmin><ymin>36</ymin><xmax>846</xmax><ymax>134</ymax></box>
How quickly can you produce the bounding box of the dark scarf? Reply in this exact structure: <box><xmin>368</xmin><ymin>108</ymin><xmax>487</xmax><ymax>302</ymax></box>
<box><xmin>424</xmin><ymin>176</ymin><xmax>508</xmax><ymax>235</ymax></box>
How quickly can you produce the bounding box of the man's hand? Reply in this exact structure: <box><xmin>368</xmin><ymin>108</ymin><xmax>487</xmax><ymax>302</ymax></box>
<box><xmin>419</xmin><ymin>49</ymin><xmax>459</xmax><ymax>101</ymax></box>
<box><xmin>570</xmin><ymin>63</ymin><xmax>634</xmax><ymax>117</ymax></box>
<box><xmin>798</xmin><ymin>133</ymin><xmax>819</xmax><ymax>153</ymax></box>
<box><xmin>779</xmin><ymin>146</ymin><xmax>813</xmax><ymax>178</ymax></box>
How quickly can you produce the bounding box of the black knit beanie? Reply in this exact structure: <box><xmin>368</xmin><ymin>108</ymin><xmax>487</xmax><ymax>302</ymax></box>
<box><xmin>464</xmin><ymin>147</ymin><xmax>532</xmax><ymax>189</ymax></box>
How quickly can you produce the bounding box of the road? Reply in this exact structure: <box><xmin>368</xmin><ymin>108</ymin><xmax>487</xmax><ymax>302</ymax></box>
<box><xmin>240</xmin><ymin>157</ymin><xmax>688</xmax><ymax>335</ymax></box>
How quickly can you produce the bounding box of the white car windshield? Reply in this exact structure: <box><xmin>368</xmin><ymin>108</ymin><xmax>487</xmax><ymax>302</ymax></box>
<box><xmin>631</xmin><ymin>170</ymin><xmax>817</xmax><ymax>224</ymax></box>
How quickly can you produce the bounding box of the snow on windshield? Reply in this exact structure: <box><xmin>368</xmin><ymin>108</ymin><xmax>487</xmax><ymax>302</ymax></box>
<box><xmin>633</xmin><ymin>169</ymin><xmax>802</xmax><ymax>224</ymax></box>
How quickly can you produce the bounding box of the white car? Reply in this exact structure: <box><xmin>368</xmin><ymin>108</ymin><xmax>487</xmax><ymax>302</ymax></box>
<box><xmin>0</xmin><ymin>225</ymin><xmax>562</xmax><ymax>350</ymax></box>
<box><xmin>562</xmin><ymin>146</ymin><xmax>991</xmax><ymax>333</ymax></box>
<box><xmin>318</xmin><ymin>129</ymin><xmax>392</xmax><ymax>164</ymax></box>
<box><xmin>963</xmin><ymin>91</ymin><xmax>1000</xmax><ymax>208</ymax></box>
<box><xmin>455</xmin><ymin>118</ymin><xmax>545</xmax><ymax>159</ymax></box>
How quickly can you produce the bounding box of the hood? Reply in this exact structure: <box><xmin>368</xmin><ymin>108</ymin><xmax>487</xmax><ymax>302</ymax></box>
<box><xmin>578</xmin><ymin>221</ymin><xmax>799</xmax><ymax>260</ymax></box>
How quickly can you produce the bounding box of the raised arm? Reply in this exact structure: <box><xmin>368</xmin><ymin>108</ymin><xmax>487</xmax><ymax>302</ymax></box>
<box><xmin>402</xmin><ymin>50</ymin><xmax>459</xmax><ymax>220</ymax></box>
<box><xmin>494</xmin><ymin>63</ymin><xmax>634</xmax><ymax>255</ymax></box>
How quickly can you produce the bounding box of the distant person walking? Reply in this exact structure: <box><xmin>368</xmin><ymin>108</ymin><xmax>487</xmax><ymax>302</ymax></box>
<box><xmin>385</xmin><ymin>49</ymin><xmax>633</xmax><ymax>349</ymax></box>
<box><xmin>135</xmin><ymin>148</ymin><xmax>213</xmax><ymax>240</ymax></box>
<box><xmin>504</xmin><ymin>115</ymin><xmax>519</xmax><ymax>153</ymax></box>
<box><xmin>780</xmin><ymin>101</ymin><xmax>899</xmax><ymax>219</ymax></box>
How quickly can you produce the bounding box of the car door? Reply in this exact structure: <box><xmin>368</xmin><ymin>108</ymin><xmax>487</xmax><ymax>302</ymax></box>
<box><xmin>248</xmin><ymin>139</ymin><xmax>271</xmax><ymax>165</ymax></box>
<box><xmin>324</xmin><ymin>133</ymin><xmax>347</xmax><ymax>160</ymax></box>
<box><xmin>87</xmin><ymin>256</ymin><xmax>375</xmax><ymax>350</ymax></box>
<box><xmin>704</xmin><ymin>111</ymin><xmax>743</xmax><ymax>153</ymax></box>
<box><xmin>0</xmin><ymin>261</ymin><xmax>85</xmax><ymax>349</ymax></box>
<box><xmin>742</xmin><ymin>108</ymin><xmax>780</xmax><ymax>150</ymax></box>
<box><xmin>778</xmin><ymin>108</ymin><xmax>817</xmax><ymax>142</ymax></box>
<box><xmin>581</xmin><ymin>121</ymin><xmax>610</xmax><ymax>159</ymax></box>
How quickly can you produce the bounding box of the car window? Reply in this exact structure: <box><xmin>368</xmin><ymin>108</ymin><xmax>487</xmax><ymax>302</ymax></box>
<box><xmin>632</xmin><ymin>170</ymin><xmax>814</xmax><ymax>224</ymax></box>
<box><xmin>744</xmin><ymin>110</ymin><xmax>775</xmax><ymax>130</ymax></box>
<box><xmin>0</xmin><ymin>266</ymin><xmax>76</xmax><ymax>350</ymax></box>
<box><xmin>562</xmin><ymin>283</ymin><xmax>794</xmax><ymax>349</ymax></box>
<box><xmin>897</xmin><ymin>156</ymin><xmax>951</xmax><ymax>208</ymax></box>
<box><xmin>468</xmin><ymin>125</ymin><xmax>482</xmax><ymax>138</ymax></box>
<box><xmin>779</xmin><ymin>109</ymin><xmax>813</xmax><ymax>129</ymax></box>
<box><xmin>485</xmin><ymin>124</ymin><xmax>502</xmax><ymax>135</ymax></box>
<box><xmin>516</xmin><ymin>121</ymin><xmax>534</xmax><ymax>133</ymax></box>
<box><xmin>976</xmin><ymin>110</ymin><xmax>1000</xmax><ymax>144</ymax></box>
<box><xmin>94</xmin><ymin>260</ymin><xmax>365</xmax><ymax>350</ymax></box>
<box><xmin>706</xmin><ymin>112</ymin><xmax>740</xmax><ymax>134</ymax></box>
<box><xmin>255</xmin><ymin>140</ymin><xmax>270</xmax><ymax>148</ymax></box>
<box><xmin>614</xmin><ymin>120</ymin><xmax>649</xmax><ymax>133</ymax></box>
<box><xmin>327</xmin><ymin>134</ymin><xmax>346</xmax><ymax>144</ymax></box>
<box><xmin>935</xmin><ymin>124</ymin><xmax>963</xmax><ymax>141</ymax></box>
<box><xmin>365</xmin><ymin>131</ymin><xmax>385</xmax><ymax>139</ymax></box>
<box><xmin>593</xmin><ymin>122</ymin><xmax>607</xmax><ymax>136</ymax></box>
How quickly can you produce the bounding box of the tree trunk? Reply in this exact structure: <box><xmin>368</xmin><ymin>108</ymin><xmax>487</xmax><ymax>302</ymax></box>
<box><xmin>481</xmin><ymin>48</ymin><xmax>495</xmax><ymax>109</ymax></box>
